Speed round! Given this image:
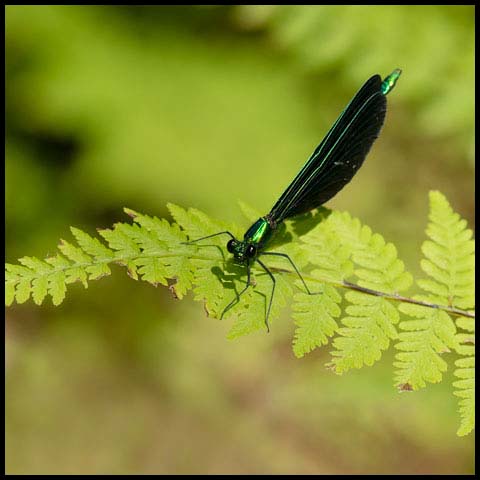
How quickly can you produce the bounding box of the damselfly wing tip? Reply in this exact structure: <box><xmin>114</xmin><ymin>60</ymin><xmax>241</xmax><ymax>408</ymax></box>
<box><xmin>381</xmin><ymin>68</ymin><xmax>402</xmax><ymax>95</ymax></box>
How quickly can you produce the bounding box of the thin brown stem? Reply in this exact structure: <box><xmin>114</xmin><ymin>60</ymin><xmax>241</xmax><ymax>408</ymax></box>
<box><xmin>267</xmin><ymin>266</ymin><xmax>475</xmax><ymax>319</ymax></box>
<box><xmin>341</xmin><ymin>280</ymin><xmax>475</xmax><ymax>319</ymax></box>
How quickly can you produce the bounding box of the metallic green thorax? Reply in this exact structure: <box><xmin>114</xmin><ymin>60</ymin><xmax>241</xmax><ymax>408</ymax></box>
<box><xmin>381</xmin><ymin>68</ymin><xmax>402</xmax><ymax>95</ymax></box>
<box><xmin>229</xmin><ymin>217</ymin><xmax>275</xmax><ymax>263</ymax></box>
<box><xmin>244</xmin><ymin>217</ymin><xmax>274</xmax><ymax>246</ymax></box>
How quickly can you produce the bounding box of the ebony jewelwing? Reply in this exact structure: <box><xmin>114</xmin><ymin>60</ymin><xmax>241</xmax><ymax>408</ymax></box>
<box><xmin>185</xmin><ymin>69</ymin><xmax>402</xmax><ymax>331</ymax></box>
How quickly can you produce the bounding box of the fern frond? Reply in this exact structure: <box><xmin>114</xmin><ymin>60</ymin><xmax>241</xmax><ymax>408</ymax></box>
<box><xmin>453</xmin><ymin>315</ymin><xmax>475</xmax><ymax>436</ymax></box>
<box><xmin>299</xmin><ymin>228</ymin><xmax>354</xmax><ymax>283</ymax></box>
<box><xmin>227</xmin><ymin>273</ymin><xmax>293</xmax><ymax>339</ymax></box>
<box><xmin>313</xmin><ymin>212</ymin><xmax>412</xmax><ymax>373</ymax></box>
<box><xmin>453</xmin><ymin>346</ymin><xmax>475</xmax><ymax>436</ymax></box>
<box><xmin>124</xmin><ymin>209</ymin><xmax>193</xmax><ymax>298</ymax></box>
<box><xmin>5</xmin><ymin>228</ymin><xmax>116</xmax><ymax>306</ymax></box>
<box><xmin>418</xmin><ymin>191</ymin><xmax>475</xmax><ymax>309</ymax></box>
<box><xmin>70</xmin><ymin>227</ymin><xmax>114</xmax><ymax>280</ymax></box>
<box><xmin>394</xmin><ymin>191</ymin><xmax>474</xmax><ymax>393</ymax></box>
<box><xmin>167</xmin><ymin>203</ymin><xmax>242</xmax><ymax>317</ymax></box>
<box><xmin>289</xmin><ymin>224</ymin><xmax>348</xmax><ymax>357</ymax></box>
<box><xmin>292</xmin><ymin>283</ymin><xmax>341</xmax><ymax>358</ymax></box>
<box><xmin>97</xmin><ymin>223</ymin><xmax>141</xmax><ymax>279</ymax></box>
<box><xmin>4</xmin><ymin>193</ymin><xmax>475</xmax><ymax>436</ymax></box>
<box><xmin>330</xmin><ymin>291</ymin><xmax>401</xmax><ymax>373</ymax></box>
<box><xmin>394</xmin><ymin>302</ymin><xmax>458</xmax><ymax>389</ymax></box>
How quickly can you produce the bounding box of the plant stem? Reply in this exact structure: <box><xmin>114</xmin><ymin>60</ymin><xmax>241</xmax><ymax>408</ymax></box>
<box><xmin>341</xmin><ymin>280</ymin><xmax>475</xmax><ymax>319</ymax></box>
<box><xmin>269</xmin><ymin>267</ymin><xmax>475</xmax><ymax>319</ymax></box>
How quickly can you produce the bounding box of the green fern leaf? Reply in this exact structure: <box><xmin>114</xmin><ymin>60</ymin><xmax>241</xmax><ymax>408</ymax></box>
<box><xmin>58</xmin><ymin>240</ymin><xmax>91</xmax><ymax>288</ymax></box>
<box><xmin>285</xmin><ymin>212</ymin><xmax>348</xmax><ymax>356</ymax></box>
<box><xmin>15</xmin><ymin>278</ymin><xmax>32</xmax><ymax>304</ymax></box>
<box><xmin>315</xmin><ymin>212</ymin><xmax>412</xmax><ymax>373</ymax></box>
<box><xmin>453</xmin><ymin>308</ymin><xmax>475</xmax><ymax>436</ymax></box>
<box><xmin>6</xmin><ymin>256</ymin><xmax>71</xmax><ymax>306</ymax></box>
<box><xmin>168</xmin><ymin>203</ymin><xmax>240</xmax><ymax>242</ymax></box>
<box><xmin>353</xmin><ymin>238</ymin><xmax>412</xmax><ymax>293</ymax></box>
<box><xmin>70</xmin><ymin>226</ymin><xmax>114</xmax><ymax>258</ymax></box>
<box><xmin>5</xmin><ymin>228</ymin><xmax>116</xmax><ymax>306</ymax></box>
<box><xmin>70</xmin><ymin>227</ymin><xmax>114</xmax><ymax>280</ymax></box>
<box><xmin>419</xmin><ymin>191</ymin><xmax>475</xmax><ymax>309</ymax></box>
<box><xmin>97</xmin><ymin>224</ymin><xmax>141</xmax><ymax>279</ymax></box>
<box><xmin>134</xmin><ymin>257</ymin><xmax>169</xmax><ymax>287</ymax></box>
<box><xmin>292</xmin><ymin>283</ymin><xmax>341</xmax><ymax>358</ymax></box>
<box><xmin>167</xmin><ymin>203</ymin><xmax>241</xmax><ymax>316</ymax></box>
<box><xmin>288</xmin><ymin>216</ymin><xmax>349</xmax><ymax>359</ymax></box>
<box><xmin>394</xmin><ymin>302</ymin><xmax>458</xmax><ymax>389</ymax></box>
<box><xmin>47</xmin><ymin>271</ymin><xmax>68</xmax><ymax>306</ymax></box>
<box><xmin>453</xmin><ymin>348</ymin><xmax>475</xmax><ymax>436</ymax></box>
<box><xmin>5</xmin><ymin>264</ymin><xmax>32</xmax><ymax>305</ymax></box>
<box><xmin>299</xmin><ymin>227</ymin><xmax>354</xmax><ymax>282</ymax></box>
<box><xmin>321</xmin><ymin>211</ymin><xmax>372</xmax><ymax>253</ymax></box>
<box><xmin>17</xmin><ymin>257</ymin><xmax>54</xmax><ymax>304</ymax></box>
<box><xmin>227</xmin><ymin>273</ymin><xmax>293</xmax><ymax>339</ymax></box>
<box><xmin>124</xmin><ymin>208</ymin><xmax>193</xmax><ymax>298</ymax></box>
<box><xmin>329</xmin><ymin>291</ymin><xmax>400</xmax><ymax>373</ymax></box>
<box><xmin>116</xmin><ymin>223</ymin><xmax>171</xmax><ymax>286</ymax></box>
<box><xmin>5</xmin><ymin>279</ymin><xmax>15</xmax><ymax>306</ymax></box>
<box><xmin>395</xmin><ymin>191</ymin><xmax>474</xmax><ymax>395</ymax></box>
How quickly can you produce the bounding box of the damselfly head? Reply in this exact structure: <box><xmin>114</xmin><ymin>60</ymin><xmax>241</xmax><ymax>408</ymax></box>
<box><xmin>227</xmin><ymin>239</ymin><xmax>257</xmax><ymax>264</ymax></box>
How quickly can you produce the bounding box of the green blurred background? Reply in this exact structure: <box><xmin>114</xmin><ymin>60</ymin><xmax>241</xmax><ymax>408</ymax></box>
<box><xmin>5</xmin><ymin>5</ymin><xmax>474</xmax><ymax>474</ymax></box>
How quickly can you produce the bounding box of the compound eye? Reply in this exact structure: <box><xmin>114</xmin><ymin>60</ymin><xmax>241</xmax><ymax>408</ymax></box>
<box><xmin>227</xmin><ymin>239</ymin><xmax>236</xmax><ymax>253</ymax></box>
<box><xmin>246</xmin><ymin>244</ymin><xmax>257</xmax><ymax>258</ymax></box>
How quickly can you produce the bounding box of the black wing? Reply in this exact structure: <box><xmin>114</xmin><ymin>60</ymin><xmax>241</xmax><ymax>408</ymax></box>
<box><xmin>267</xmin><ymin>74</ymin><xmax>387</xmax><ymax>223</ymax></box>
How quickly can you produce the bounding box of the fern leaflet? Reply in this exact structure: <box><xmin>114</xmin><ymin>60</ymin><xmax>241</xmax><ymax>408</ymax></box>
<box><xmin>299</xmin><ymin>211</ymin><xmax>413</xmax><ymax>373</ymax></box>
<box><xmin>454</xmin><ymin>317</ymin><xmax>475</xmax><ymax>436</ymax></box>
<box><xmin>394</xmin><ymin>191</ymin><xmax>474</xmax><ymax>395</ymax></box>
